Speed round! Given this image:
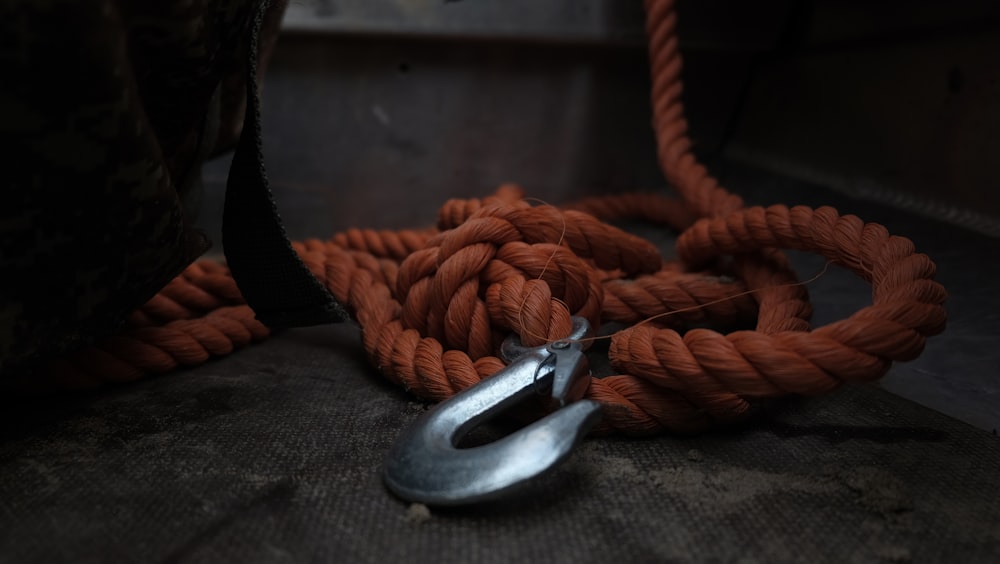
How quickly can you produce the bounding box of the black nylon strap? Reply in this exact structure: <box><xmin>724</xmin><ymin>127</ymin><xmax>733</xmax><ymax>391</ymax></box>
<box><xmin>222</xmin><ymin>0</ymin><xmax>348</xmax><ymax>328</ymax></box>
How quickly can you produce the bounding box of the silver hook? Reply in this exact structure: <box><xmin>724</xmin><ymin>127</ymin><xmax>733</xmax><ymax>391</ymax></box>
<box><xmin>383</xmin><ymin>317</ymin><xmax>603</xmax><ymax>506</ymax></box>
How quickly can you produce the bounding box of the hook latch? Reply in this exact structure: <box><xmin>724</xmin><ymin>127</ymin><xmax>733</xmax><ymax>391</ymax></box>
<box><xmin>383</xmin><ymin>317</ymin><xmax>603</xmax><ymax>506</ymax></box>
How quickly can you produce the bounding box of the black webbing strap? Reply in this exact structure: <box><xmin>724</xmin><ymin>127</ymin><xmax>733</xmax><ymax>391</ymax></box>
<box><xmin>222</xmin><ymin>0</ymin><xmax>348</xmax><ymax>328</ymax></box>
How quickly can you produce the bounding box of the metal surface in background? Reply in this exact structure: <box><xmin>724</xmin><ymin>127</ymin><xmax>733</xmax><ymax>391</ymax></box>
<box><xmin>725</xmin><ymin>32</ymin><xmax>1000</xmax><ymax>229</ymax></box>
<box><xmin>283</xmin><ymin>0</ymin><xmax>646</xmax><ymax>44</ymax></box>
<box><xmin>201</xmin><ymin>34</ymin><xmax>755</xmax><ymax>237</ymax></box>
<box><xmin>281</xmin><ymin>0</ymin><xmax>795</xmax><ymax>50</ymax></box>
<box><xmin>203</xmin><ymin>36</ymin><xmax>667</xmax><ymax>236</ymax></box>
<box><xmin>800</xmin><ymin>0</ymin><xmax>1000</xmax><ymax>45</ymax></box>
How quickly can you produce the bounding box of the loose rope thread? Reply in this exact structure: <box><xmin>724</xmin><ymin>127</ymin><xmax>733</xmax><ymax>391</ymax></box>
<box><xmin>18</xmin><ymin>0</ymin><xmax>947</xmax><ymax>435</ymax></box>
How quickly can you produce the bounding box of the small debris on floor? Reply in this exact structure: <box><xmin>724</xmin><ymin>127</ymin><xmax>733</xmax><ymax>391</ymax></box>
<box><xmin>686</xmin><ymin>449</ymin><xmax>704</xmax><ymax>462</ymax></box>
<box><xmin>874</xmin><ymin>545</ymin><xmax>912</xmax><ymax>563</ymax></box>
<box><xmin>840</xmin><ymin>467</ymin><xmax>913</xmax><ymax>515</ymax></box>
<box><xmin>405</xmin><ymin>503</ymin><xmax>431</xmax><ymax>524</ymax></box>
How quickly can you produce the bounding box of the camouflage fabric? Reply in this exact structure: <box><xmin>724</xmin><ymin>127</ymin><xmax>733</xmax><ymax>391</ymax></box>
<box><xmin>0</xmin><ymin>0</ymin><xmax>288</xmax><ymax>377</ymax></box>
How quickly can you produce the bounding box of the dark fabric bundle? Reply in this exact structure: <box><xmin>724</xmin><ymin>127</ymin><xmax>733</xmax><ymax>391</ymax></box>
<box><xmin>0</xmin><ymin>0</ymin><xmax>289</xmax><ymax>376</ymax></box>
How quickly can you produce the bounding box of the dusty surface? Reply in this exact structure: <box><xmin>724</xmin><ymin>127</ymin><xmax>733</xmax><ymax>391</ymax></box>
<box><xmin>1</xmin><ymin>324</ymin><xmax>997</xmax><ymax>563</ymax></box>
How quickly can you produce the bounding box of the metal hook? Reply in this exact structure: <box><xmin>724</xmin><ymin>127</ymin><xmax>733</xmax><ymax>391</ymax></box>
<box><xmin>383</xmin><ymin>317</ymin><xmax>603</xmax><ymax>506</ymax></box>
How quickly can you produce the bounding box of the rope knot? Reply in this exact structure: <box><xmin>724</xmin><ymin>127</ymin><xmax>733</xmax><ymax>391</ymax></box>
<box><xmin>394</xmin><ymin>190</ymin><xmax>663</xmax><ymax>356</ymax></box>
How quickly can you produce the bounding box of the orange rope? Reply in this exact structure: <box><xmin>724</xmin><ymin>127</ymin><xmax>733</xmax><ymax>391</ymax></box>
<box><xmin>18</xmin><ymin>0</ymin><xmax>947</xmax><ymax>436</ymax></box>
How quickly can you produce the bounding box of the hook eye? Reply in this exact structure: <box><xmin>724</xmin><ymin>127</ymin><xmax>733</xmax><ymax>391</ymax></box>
<box><xmin>500</xmin><ymin>316</ymin><xmax>591</xmax><ymax>363</ymax></box>
<box><xmin>383</xmin><ymin>348</ymin><xmax>602</xmax><ymax>506</ymax></box>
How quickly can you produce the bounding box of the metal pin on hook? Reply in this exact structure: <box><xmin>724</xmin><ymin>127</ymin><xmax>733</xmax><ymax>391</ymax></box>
<box><xmin>383</xmin><ymin>317</ymin><xmax>603</xmax><ymax>506</ymax></box>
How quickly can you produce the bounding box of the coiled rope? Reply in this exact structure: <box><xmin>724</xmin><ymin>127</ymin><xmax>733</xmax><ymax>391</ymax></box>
<box><xmin>22</xmin><ymin>0</ymin><xmax>947</xmax><ymax>435</ymax></box>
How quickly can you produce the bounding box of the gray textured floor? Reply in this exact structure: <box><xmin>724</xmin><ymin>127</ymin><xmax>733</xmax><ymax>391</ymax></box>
<box><xmin>1</xmin><ymin>322</ymin><xmax>997</xmax><ymax>563</ymax></box>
